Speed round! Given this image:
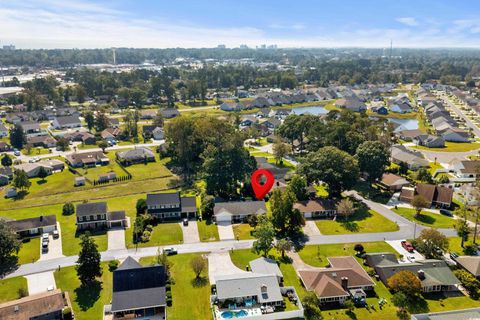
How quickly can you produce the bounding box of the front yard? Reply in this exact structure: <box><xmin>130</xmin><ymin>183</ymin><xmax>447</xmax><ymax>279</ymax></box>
<box><xmin>392</xmin><ymin>207</ymin><xmax>457</xmax><ymax>228</ymax></box>
<box><xmin>17</xmin><ymin>237</ymin><xmax>40</xmax><ymax>264</ymax></box>
<box><xmin>411</xmin><ymin>141</ymin><xmax>480</xmax><ymax>152</ymax></box>
<box><xmin>130</xmin><ymin>222</ymin><xmax>183</xmax><ymax>249</ymax></box>
<box><xmin>197</xmin><ymin>219</ymin><xmax>220</xmax><ymax>242</ymax></box>
<box><xmin>315</xmin><ymin>209</ymin><xmax>399</xmax><ymax>235</ymax></box>
<box><xmin>0</xmin><ymin>277</ymin><xmax>28</xmax><ymax>303</ymax></box>
<box><xmin>233</xmin><ymin>223</ymin><xmax>255</xmax><ymax>240</ymax></box>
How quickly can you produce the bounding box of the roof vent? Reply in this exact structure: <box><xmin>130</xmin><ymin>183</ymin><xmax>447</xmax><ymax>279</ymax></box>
<box><xmin>418</xmin><ymin>269</ymin><xmax>425</xmax><ymax>280</ymax></box>
<box><xmin>14</xmin><ymin>305</ymin><xmax>19</xmax><ymax>312</ymax></box>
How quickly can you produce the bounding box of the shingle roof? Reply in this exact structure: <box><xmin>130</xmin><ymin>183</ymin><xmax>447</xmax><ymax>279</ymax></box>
<box><xmin>180</xmin><ymin>196</ymin><xmax>197</xmax><ymax>212</ymax></box>
<box><xmin>116</xmin><ymin>147</ymin><xmax>155</xmax><ymax>161</ymax></box>
<box><xmin>214</xmin><ymin>201</ymin><xmax>266</xmax><ymax>217</ymax></box>
<box><xmin>108</xmin><ymin>211</ymin><xmax>126</xmax><ymax>221</ymax></box>
<box><xmin>76</xmin><ymin>202</ymin><xmax>108</xmax><ymax>217</ymax></box>
<box><xmin>0</xmin><ymin>289</ymin><xmax>65</xmax><ymax>320</ymax></box>
<box><xmin>215</xmin><ymin>273</ymin><xmax>283</xmax><ymax>303</ymax></box>
<box><xmin>249</xmin><ymin>257</ymin><xmax>283</xmax><ymax>278</ymax></box>
<box><xmin>146</xmin><ymin>192</ymin><xmax>180</xmax><ymax>206</ymax></box>
<box><xmin>55</xmin><ymin>115</ymin><xmax>80</xmax><ymax>126</ymax></box>
<box><xmin>7</xmin><ymin>215</ymin><xmax>57</xmax><ymax>232</ymax></box>
<box><xmin>456</xmin><ymin>256</ymin><xmax>480</xmax><ymax>277</ymax></box>
<box><xmin>294</xmin><ymin>198</ymin><xmax>337</xmax><ymax>213</ymax></box>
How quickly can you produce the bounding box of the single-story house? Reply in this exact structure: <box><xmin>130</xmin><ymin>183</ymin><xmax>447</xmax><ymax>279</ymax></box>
<box><xmin>455</xmin><ymin>256</ymin><xmax>480</xmax><ymax>279</ymax></box>
<box><xmin>64</xmin><ymin>131</ymin><xmax>96</xmax><ymax>145</ymax></box>
<box><xmin>0</xmin><ymin>122</ymin><xmax>8</xmax><ymax>137</ymax></box>
<box><xmin>7</xmin><ymin>215</ymin><xmax>57</xmax><ymax>236</ymax></box>
<box><xmin>160</xmin><ymin>108</ymin><xmax>180</xmax><ymax>119</ymax></box>
<box><xmin>146</xmin><ymin>192</ymin><xmax>197</xmax><ymax>219</ymax></box>
<box><xmin>399</xmin><ymin>183</ymin><xmax>453</xmax><ymax>208</ymax></box>
<box><xmin>220</xmin><ymin>102</ymin><xmax>244</xmax><ymax>111</ymax></box>
<box><xmin>449</xmin><ymin>160</ymin><xmax>480</xmax><ymax>179</ymax></box>
<box><xmin>397</xmin><ymin>129</ymin><xmax>424</xmax><ymax>142</ymax></box>
<box><xmin>13</xmin><ymin>159</ymin><xmax>64</xmax><ymax>178</ymax></box>
<box><xmin>249</xmin><ymin>257</ymin><xmax>283</xmax><ymax>284</ymax></box>
<box><xmin>19</xmin><ymin>121</ymin><xmax>41</xmax><ymax>134</ymax></box>
<box><xmin>76</xmin><ymin>202</ymin><xmax>127</xmax><ymax>230</ymax></box>
<box><xmin>0</xmin><ymin>289</ymin><xmax>71</xmax><ymax>320</ymax></box>
<box><xmin>116</xmin><ymin>147</ymin><xmax>155</xmax><ymax>165</ymax></box>
<box><xmin>391</xmin><ymin>145</ymin><xmax>429</xmax><ymax>170</ymax></box>
<box><xmin>65</xmin><ymin>151</ymin><xmax>109</xmax><ymax>168</ymax></box>
<box><xmin>26</xmin><ymin>135</ymin><xmax>57</xmax><ymax>148</ymax></box>
<box><xmin>390</xmin><ymin>102</ymin><xmax>412</xmax><ymax>114</ymax></box>
<box><xmin>0</xmin><ymin>141</ymin><xmax>10</xmax><ymax>152</ymax></box>
<box><xmin>213</xmin><ymin>201</ymin><xmax>267</xmax><ymax>223</ymax></box>
<box><xmin>298</xmin><ymin>256</ymin><xmax>375</xmax><ymax>305</ymax></box>
<box><xmin>52</xmin><ymin>115</ymin><xmax>82</xmax><ymax>129</ymax></box>
<box><xmin>442</xmin><ymin>128</ymin><xmax>470</xmax><ymax>142</ymax></box>
<box><xmin>411</xmin><ymin>308</ymin><xmax>480</xmax><ymax>320</ymax></box>
<box><xmin>293</xmin><ymin>198</ymin><xmax>337</xmax><ymax>219</ymax></box>
<box><xmin>414</xmin><ymin>135</ymin><xmax>445</xmax><ymax>148</ymax></box>
<box><xmin>380</xmin><ymin>173</ymin><xmax>410</xmax><ymax>191</ymax></box>
<box><xmin>108</xmin><ymin>256</ymin><xmax>167</xmax><ymax>319</ymax></box>
<box><xmin>142</xmin><ymin>125</ymin><xmax>164</xmax><ymax>140</ymax></box>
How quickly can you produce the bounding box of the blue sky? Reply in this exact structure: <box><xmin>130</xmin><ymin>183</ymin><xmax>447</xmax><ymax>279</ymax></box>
<box><xmin>2</xmin><ymin>0</ymin><xmax>480</xmax><ymax>49</ymax></box>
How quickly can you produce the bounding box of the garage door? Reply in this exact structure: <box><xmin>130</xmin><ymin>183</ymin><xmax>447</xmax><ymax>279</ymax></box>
<box><xmin>42</xmin><ymin>225</ymin><xmax>56</xmax><ymax>233</ymax></box>
<box><xmin>110</xmin><ymin>221</ymin><xmax>123</xmax><ymax>228</ymax></box>
<box><xmin>215</xmin><ymin>213</ymin><xmax>231</xmax><ymax>222</ymax></box>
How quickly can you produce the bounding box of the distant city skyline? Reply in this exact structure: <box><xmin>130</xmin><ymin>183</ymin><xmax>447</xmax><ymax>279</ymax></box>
<box><xmin>2</xmin><ymin>0</ymin><xmax>480</xmax><ymax>49</ymax></box>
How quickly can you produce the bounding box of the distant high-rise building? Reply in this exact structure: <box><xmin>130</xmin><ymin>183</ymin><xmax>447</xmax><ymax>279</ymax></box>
<box><xmin>239</xmin><ymin>44</ymin><xmax>248</xmax><ymax>49</ymax></box>
<box><xmin>217</xmin><ymin>44</ymin><xmax>226</xmax><ymax>49</ymax></box>
<box><xmin>260</xmin><ymin>44</ymin><xmax>266</xmax><ymax>49</ymax></box>
<box><xmin>267</xmin><ymin>44</ymin><xmax>277</xmax><ymax>49</ymax></box>
<box><xmin>2</xmin><ymin>44</ymin><xmax>15</xmax><ymax>50</ymax></box>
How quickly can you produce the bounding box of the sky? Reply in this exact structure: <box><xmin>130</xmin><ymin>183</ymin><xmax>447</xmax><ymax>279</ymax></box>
<box><xmin>2</xmin><ymin>0</ymin><xmax>480</xmax><ymax>49</ymax></box>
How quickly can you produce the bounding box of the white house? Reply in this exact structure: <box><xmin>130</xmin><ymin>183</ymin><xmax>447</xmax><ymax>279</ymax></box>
<box><xmin>213</xmin><ymin>201</ymin><xmax>266</xmax><ymax>223</ymax></box>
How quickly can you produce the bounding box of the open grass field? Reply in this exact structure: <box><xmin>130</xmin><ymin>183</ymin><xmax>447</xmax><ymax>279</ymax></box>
<box><xmin>0</xmin><ymin>277</ymin><xmax>28</xmax><ymax>303</ymax></box>
<box><xmin>54</xmin><ymin>262</ymin><xmax>112</xmax><ymax>320</ymax></box>
<box><xmin>134</xmin><ymin>222</ymin><xmax>183</xmax><ymax>248</ymax></box>
<box><xmin>232</xmin><ymin>223</ymin><xmax>255</xmax><ymax>240</ymax></box>
<box><xmin>392</xmin><ymin>207</ymin><xmax>457</xmax><ymax>228</ymax></box>
<box><xmin>197</xmin><ymin>219</ymin><xmax>219</xmax><ymax>242</ymax></box>
<box><xmin>140</xmin><ymin>253</ymin><xmax>211</xmax><ymax>320</ymax></box>
<box><xmin>315</xmin><ymin>209</ymin><xmax>399</xmax><ymax>235</ymax></box>
<box><xmin>412</xmin><ymin>141</ymin><xmax>480</xmax><ymax>152</ymax></box>
<box><xmin>17</xmin><ymin>237</ymin><xmax>40</xmax><ymax>264</ymax></box>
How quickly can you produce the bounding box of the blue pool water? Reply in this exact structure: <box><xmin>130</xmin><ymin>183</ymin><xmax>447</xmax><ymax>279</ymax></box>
<box><xmin>236</xmin><ymin>310</ymin><xmax>248</xmax><ymax>317</ymax></box>
<box><xmin>221</xmin><ymin>311</ymin><xmax>234</xmax><ymax>319</ymax></box>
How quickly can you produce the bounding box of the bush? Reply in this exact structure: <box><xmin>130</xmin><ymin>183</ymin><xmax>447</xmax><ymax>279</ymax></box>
<box><xmin>464</xmin><ymin>244</ymin><xmax>478</xmax><ymax>256</ymax></box>
<box><xmin>63</xmin><ymin>307</ymin><xmax>73</xmax><ymax>320</ymax></box>
<box><xmin>146</xmin><ymin>224</ymin><xmax>153</xmax><ymax>232</ymax></box>
<box><xmin>141</xmin><ymin>230</ymin><xmax>151</xmax><ymax>242</ymax></box>
<box><xmin>18</xmin><ymin>287</ymin><xmax>28</xmax><ymax>298</ymax></box>
<box><xmin>166</xmin><ymin>283</ymin><xmax>171</xmax><ymax>291</ymax></box>
<box><xmin>166</xmin><ymin>291</ymin><xmax>172</xmax><ymax>299</ymax></box>
<box><xmin>108</xmin><ymin>260</ymin><xmax>119</xmax><ymax>272</ymax></box>
<box><xmin>354</xmin><ymin>243</ymin><xmax>364</xmax><ymax>254</ymax></box>
<box><xmin>62</xmin><ymin>202</ymin><xmax>75</xmax><ymax>216</ymax></box>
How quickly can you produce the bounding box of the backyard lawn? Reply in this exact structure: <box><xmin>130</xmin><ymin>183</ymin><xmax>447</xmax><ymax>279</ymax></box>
<box><xmin>448</xmin><ymin>237</ymin><xmax>477</xmax><ymax>254</ymax></box>
<box><xmin>315</xmin><ymin>209</ymin><xmax>399</xmax><ymax>235</ymax></box>
<box><xmin>197</xmin><ymin>219</ymin><xmax>219</xmax><ymax>242</ymax></box>
<box><xmin>140</xmin><ymin>253</ymin><xmax>211</xmax><ymax>320</ymax></box>
<box><xmin>54</xmin><ymin>262</ymin><xmax>112</xmax><ymax>320</ymax></box>
<box><xmin>412</xmin><ymin>141</ymin><xmax>480</xmax><ymax>152</ymax></box>
<box><xmin>17</xmin><ymin>237</ymin><xmax>40</xmax><ymax>265</ymax></box>
<box><xmin>0</xmin><ymin>277</ymin><xmax>28</xmax><ymax>303</ymax></box>
<box><xmin>392</xmin><ymin>207</ymin><xmax>457</xmax><ymax>228</ymax></box>
<box><xmin>232</xmin><ymin>223</ymin><xmax>255</xmax><ymax>240</ymax></box>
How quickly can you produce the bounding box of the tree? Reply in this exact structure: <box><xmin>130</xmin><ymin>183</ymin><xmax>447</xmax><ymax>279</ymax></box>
<box><xmin>10</xmin><ymin>124</ymin><xmax>25</xmax><ymax>149</ymax></box>
<box><xmin>1</xmin><ymin>154</ymin><xmax>12</xmax><ymax>167</ymax></box>
<box><xmin>302</xmin><ymin>291</ymin><xmax>323</xmax><ymax>320</ymax></box>
<box><xmin>337</xmin><ymin>198</ymin><xmax>355</xmax><ymax>219</ymax></box>
<box><xmin>84</xmin><ymin>111</ymin><xmax>95</xmax><ymax>132</ymax></box>
<box><xmin>343</xmin><ymin>299</ymin><xmax>354</xmax><ymax>312</ymax></box>
<box><xmin>13</xmin><ymin>170</ymin><xmax>31</xmax><ymax>192</ymax></box>
<box><xmin>355</xmin><ymin>141</ymin><xmax>389</xmax><ymax>182</ymax></box>
<box><xmin>155</xmin><ymin>248</ymin><xmax>171</xmax><ymax>274</ymax></box>
<box><xmin>299</xmin><ymin>146</ymin><xmax>359</xmax><ymax>196</ymax></box>
<box><xmin>76</xmin><ymin>233</ymin><xmax>102</xmax><ymax>285</ymax></box>
<box><xmin>191</xmin><ymin>255</ymin><xmax>207</xmax><ymax>279</ymax></box>
<box><xmin>288</xmin><ymin>175</ymin><xmax>308</xmax><ymax>201</ymax></box>
<box><xmin>56</xmin><ymin>137</ymin><xmax>69</xmax><ymax>152</ymax></box>
<box><xmin>354</xmin><ymin>243</ymin><xmax>364</xmax><ymax>254</ymax></box>
<box><xmin>200</xmin><ymin>193</ymin><xmax>214</xmax><ymax>219</ymax></box>
<box><xmin>275</xmin><ymin>238</ymin><xmax>292</xmax><ymax>258</ymax></box>
<box><xmin>392</xmin><ymin>292</ymin><xmax>410</xmax><ymax>320</ymax></box>
<box><xmin>98</xmin><ymin>140</ymin><xmax>108</xmax><ymax>152</ymax></box>
<box><xmin>272</xmin><ymin>140</ymin><xmax>291</xmax><ymax>164</ymax></box>
<box><xmin>62</xmin><ymin>202</ymin><xmax>75</xmax><ymax>215</ymax></box>
<box><xmin>387</xmin><ymin>270</ymin><xmax>422</xmax><ymax>297</ymax></box>
<box><xmin>252</xmin><ymin>216</ymin><xmax>275</xmax><ymax>256</ymax></box>
<box><xmin>416</xmin><ymin>168</ymin><xmax>433</xmax><ymax>183</ymax></box>
<box><xmin>153</xmin><ymin>111</ymin><xmax>164</xmax><ymax>127</ymax></box>
<box><xmin>37</xmin><ymin>166</ymin><xmax>48</xmax><ymax>182</ymax></box>
<box><xmin>416</xmin><ymin>228</ymin><xmax>449</xmax><ymax>258</ymax></box>
<box><xmin>270</xmin><ymin>189</ymin><xmax>305</xmax><ymax>235</ymax></box>
<box><xmin>95</xmin><ymin>111</ymin><xmax>110</xmax><ymax>132</ymax></box>
<box><xmin>456</xmin><ymin>215</ymin><xmax>471</xmax><ymax>248</ymax></box>
<box><xmin>398</xmin><ymin>161</ymin><xmax>409</xmax><ymax>175</ymax></box>
<box><xmin>412</xmin><ymin>195</ymin><xmax>428</xmax><ymax>218</ymax></box>
<box><xmin>454</xmin><ymin>269</ymin><xmax>480</xmax><ymax>299</ymax></box>
<box><xmin>136</xmin><ymin>198</ymin><xmax>147</xmax><ymax>214</ymax></box>
<box><xmin>0</xmin><ymin>220</ymin><xmax>21</xmax><ymax>275</ymax></box>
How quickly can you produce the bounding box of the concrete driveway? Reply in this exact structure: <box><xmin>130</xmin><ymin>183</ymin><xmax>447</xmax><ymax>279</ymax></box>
<box><xmin>39</xmin><ymin>222</ymin><xmax>64</xmax><ymax>261</ymax></box>
<box><xmin>303</xmin><ymin>220</ymin><xmax>322</xmax><ymax>237</ymax></box>
<box><xmin>208</xmin><ymin>252</ymin><xmax>248</xmax><ymax>285</ymax></box>
<box><xmin>180</xmin><ymin>220</ymin><xmax>200</xmax><ymax>244</ymax></box>
<box><xmin>108</xmin><ymin>228</ymin><xmax>126</xmax><ymax>251</ymax></box>
<box><xmin>25</xmin><ymin>271</ymin><xmax>56</xmax><ymax>295</ymax></box>
<box><xmin>217</xmin><ymin>221</ymin><xmax>235</xmax><ymax>240</ymax></box>
<box><xmin>386</xmin><ymin>240</ymin><xmax>425</xmax><ymax>263</ymax></box>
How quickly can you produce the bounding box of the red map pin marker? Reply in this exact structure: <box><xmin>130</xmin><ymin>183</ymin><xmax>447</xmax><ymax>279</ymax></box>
<box><xmin>251</xmin><ymin>169</ymin><xmax>275</xmax><ymax>200</ymax></box>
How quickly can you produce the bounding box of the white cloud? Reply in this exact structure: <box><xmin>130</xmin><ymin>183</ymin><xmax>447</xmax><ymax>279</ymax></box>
<box><xmin>268</xmin><ymin>23</ymin><xmax>305</xmax><ymax>30</ymax></box>
<box><xmin>396</xmin><ymin>17</ymin><xmax>419</xmax><ymax>27</ymax></box>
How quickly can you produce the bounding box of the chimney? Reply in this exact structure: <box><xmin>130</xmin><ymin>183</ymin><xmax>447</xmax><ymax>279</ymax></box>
<box><xmin>341</xmin><ymin>277</ymin><xmax>349</xmax><ymax>291</ymax></box>
<box><xmin>40</xmin><ymin>215</ymin><xmax>43</xmax><ymax>221</ymax></box>
<box><xmin>418</xmin><ymin>270</ymin><xmax>425</xmax><ymax>280</ymax></box>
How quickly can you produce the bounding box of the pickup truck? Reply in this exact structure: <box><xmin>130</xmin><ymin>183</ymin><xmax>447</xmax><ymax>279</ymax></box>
<box><xmin>401</xmin><ymin>240</ymin><xmax>414</xmax><ymax>253</ymax></box>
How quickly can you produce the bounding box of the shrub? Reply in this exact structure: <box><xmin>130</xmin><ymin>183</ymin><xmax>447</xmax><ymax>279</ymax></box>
<box><xmin>146</xmin><ymin>224</ymin><xmax>153</xmax><ymax>232</ymax></box>
<box><xmin>18</xmin><ymin>287</ymin><xmax>28</xmax><ymax>298</ymax></box>
<box><xmin>108</xmin><ymin>260</ymin><xmax>119</xmax><ymax>272</ymax></box>
<box><xmin>166</xmin><ymin>291</ymin><xmax>172</xmax><ymax>299</ymax></box>
<box><xmin>63</xmin><ymin>307</ymin><xmax>73</xmax><ymax>320</ymax></box>
<box><xmin>354</xmin><ymin>243</ymin><xmax>364</xmax><ymax>254</ymax></box>
<box><xmin>62</xmin><ymin>202</ymin><xmax>75</xmax><ymax>216</ymax></box>
<box><xmin>141</xmin><ymin>230</ymin><xmax>151</xmax><ymax>242</ymax></box>
<box><xmin>464</xmin><ymin>244</ymin><xmax>478</xmax><ymax>256</ymax></box>
<box><xmin>166</xmin><ymin>283</ymin><xmax>171</xmax><ymax>291</ymax></box>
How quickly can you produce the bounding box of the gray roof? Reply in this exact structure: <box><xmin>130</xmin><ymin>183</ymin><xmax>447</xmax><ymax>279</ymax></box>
<box><xmin>146</xmin><ymin>192</ymin><xmax>180</xmax><ymax>206</ymax></box>
<box><xmin>250</xmin><ymin>257</ymin><xmax>283</xmax><ymax>279</ymax></box>
<box><xmin>117</xmin><ymin>147</ymin><xmax>155</xmax><ymax>161</ymax></box>
<box><xmin>214</xmin><ymin>201</ymin><xmax>267</xmax><ymax>217</ymax></box>
<box><xmin>215</xmin><ymin>273</ymin><xmax>283</xmax><ymax>303</ymax></box>
<box><xmin>76</xmin><ymin>202</ymin><xmax>108</xmax><ymax>217</ymax></box>
<box><xmin>55</xmin><ymin>115</ymin><xmax>80</xmax><ymax>126</ymax></box>
<box><xmin>412</xmin><ymin>308</ymin><xmax>480</xmax><ymax>320</ymax></box>
<box><xmin>180</xmin><ymin>196</ymin><xmax>197</xmax><ymax>212</ymax></box>
<box><xmin>7</xmin><ymin>215</ymin><xmax>56</xmax><ymax>232</ymax></box>
<box><xmin>112</xmin><ymin>287</ymin><xmax>166</xmax><ymax>312</ymax></box>
<box><xmin>108</xmin><ymin>211</ymin><xmax>126</xmax><ymax>221</ymax></box>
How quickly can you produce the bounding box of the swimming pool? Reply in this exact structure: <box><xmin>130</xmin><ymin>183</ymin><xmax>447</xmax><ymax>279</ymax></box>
<box><xmin>220</xmin><ymin>309</ymin><xmax>249</xmax><ymax>319</ymax></box>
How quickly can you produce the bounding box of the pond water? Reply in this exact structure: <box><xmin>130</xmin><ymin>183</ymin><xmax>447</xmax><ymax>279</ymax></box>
<box><xmin>291</xmin><ymin>106</ymin><xmax>329</xmax><ymax>115</ymax></box>
<box><xmin>388</xmin><ymin>118</ymin><xmax>419</xmax><ymax>130</ymax></box>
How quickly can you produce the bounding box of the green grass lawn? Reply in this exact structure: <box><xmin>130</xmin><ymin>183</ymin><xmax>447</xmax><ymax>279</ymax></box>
<box><xmin>232</xmin><ymin>223</ymin><xmax>255</xmax><ymax>240</ymax></box>
<box><xmin>412</xmin><ymin>141</ymin><xmax>480</xmax><ymax>152</ymax></box>
<box><xmin>54</xmin><ymin>262</ymin><xmax>112</xmax><ymax>320</ymax></box>
<box><xmin>197</xmin><ymin>219</ymin><xmax>219</xmax><ymax>242</ymax></box>
<box><xmin>140</xmin><ymin>253</ymin><xmax>211</xmax><ymax>320</ymax></box>
<box><xmin>448</xmin><ymin>237</ymin><xmax>477</xmax><ymax>254</ymax></box>
<box><xmin>428</xmin><ymin>162</ymin><xmax>443</xmax><ymax>175</ymax></box>
<box><xmin>352</xmin><ymin>181</ymin><xmax>392</xmax><ymax>204</ymax></box>
<box><xmin>133</xmin><ymin>222</ymin><xmax>183</xmax><ymax>248</ymax></box>
<box><xmin>122</xmin><ymin>157</ymin><xmax>173</xmax><ymax>180</ymax></box>
<box><xmin>17</xmin><ymin>237</ymin><xmax>40</xmax><ymax>264</ymax></box>
<box><xmin>0</xmin><ymin>277</ymin><xmax>28</xmax><ymax>303</ymax></box>
<box><xmin>315</xmin><ymin>209</ymin><xmax>399</xmax><ymax>235</ymax></box>
<box><xmin>298</xmin><ymin>242</ymin><xmax>398</xmax><ymax>267</ymax></box>
<box><xmin>392</xmin><ymin>207</ymin><xmax>457</xmax><ymax>228</ymax></box>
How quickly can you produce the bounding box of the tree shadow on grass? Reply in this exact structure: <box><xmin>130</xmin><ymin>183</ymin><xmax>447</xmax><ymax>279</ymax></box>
<box><xmin>341</xmin><ymin>221</ymin><xmax>360</xmax><ymax>232</ymax></box>
<box><xmin>36</xmin><ymin>180</ymin><xmax>47</xmax><ymax>185</ymax></box>
<box><xmin>406</xmin><ymin>295</ymin><xmax>429</xmax><ymax>314</ymax></box>
<box><xmin>12</xmin><ymin>191</ymin><xmax>28</xmax><ymax>201</ymax></box>
<box><xmin>346</xmin><ymin>310</ymin><xmax>357</xmax><ymax>319</ymax></box>
<box><xmin>74</xmin><ymin>280</ymin><xmax>102</xmax><ymax>311</ymax></box>
<box><xmin>415</xmin><ymin>213</ymin><xmax>436</xmax><ymax>225</ymax></box>
<box><xmin>0</xmin><ymin>256</ymin><xmax>19</xmax><ymax>278</ymax></box>
<box><xmin>191</xmin><ymin>276</ymin><xmax>208</xmax><ymax>288</ymax></box>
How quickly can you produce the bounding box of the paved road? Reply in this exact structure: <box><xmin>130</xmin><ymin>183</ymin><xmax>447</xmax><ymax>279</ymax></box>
<box><xmin>439</xmin><ymin>93</ymin><xmax>480</xmax><ymax>138</ymax></box>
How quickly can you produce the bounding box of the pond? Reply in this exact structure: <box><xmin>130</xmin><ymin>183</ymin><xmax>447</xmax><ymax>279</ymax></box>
<box><xmin>291</xmin><ymin>106</ymin><xmax>329</xmax><ymax>115</ymax></box>
<box><xmin>388</xmin><ymin>118</ymin><xmax>419</xmax><ymax>130</ymax></box>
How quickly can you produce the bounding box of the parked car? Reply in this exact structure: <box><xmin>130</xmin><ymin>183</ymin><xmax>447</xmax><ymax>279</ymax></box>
<box><xmin>42</xmin><ymin>233</ymin><xmax>49</xmax><ymax>242</ymax></box>
<box><xmin>13</xmin><ymin>149</ymin><xmax>20</xmax><ymax>156</ymax></box>
<box><xmin>163</xmin><ymin>247</ymin><xmax>177</xmax><ymax>255</ymax></box>
<box><xmin>450</xmin><ymin>252</ymin><xmax>459</xmax><ymax>260</ymax></box>
<box><xmin>183</xmin><ymin>218</ymin><xmax>189</xmax><ymax>226</ymax></box>
<box><xmin>439</xmin><ymin>209</ymin><xmax>452</xmax><ymax>216</ymax></box>
<box><xmin>42</xmin><ymin>241</ymin><xmax>49</xmax><ymax>253</ymax></box>
<box><xmin>52</xmin><ymin>230</ymin><xmax>59</xmax><ymax>239</ymax></box>
<box><xmin>401</xmin><ymin>240</ymin><xmax>414</xmax><ymax>253</ymax></box>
